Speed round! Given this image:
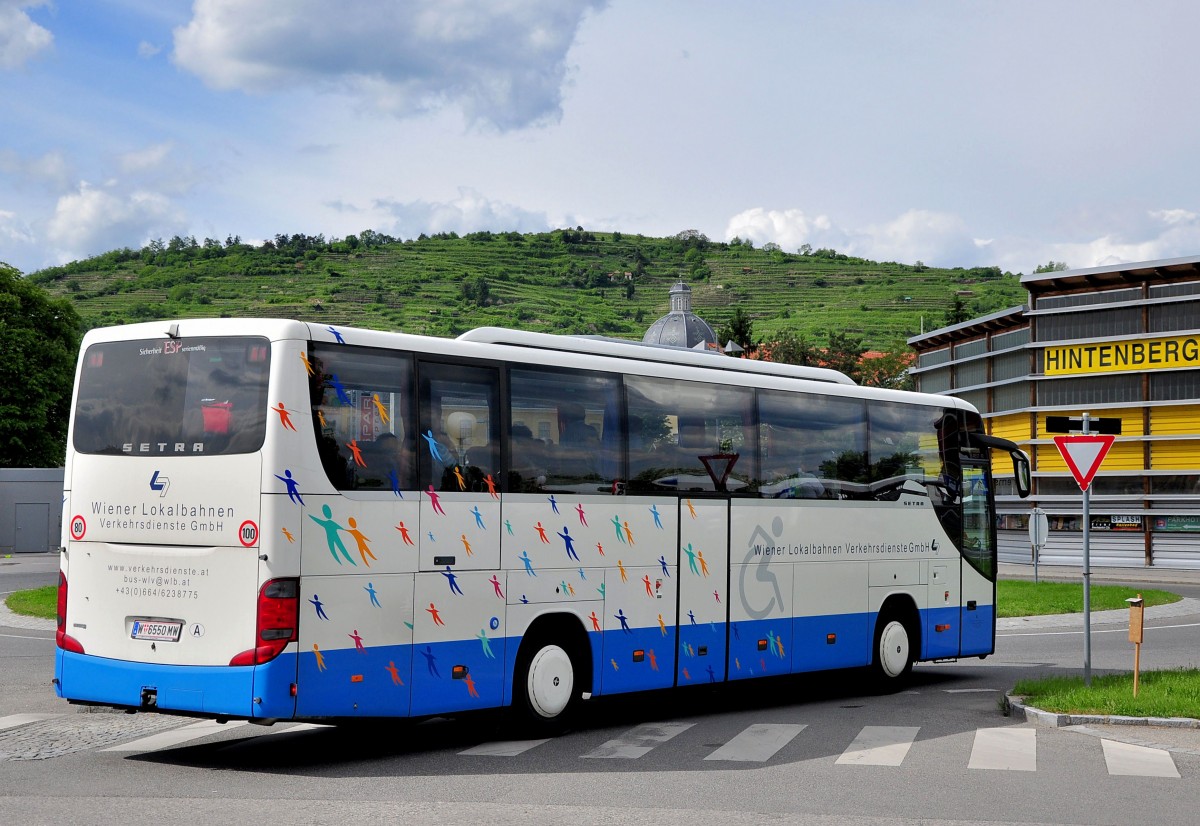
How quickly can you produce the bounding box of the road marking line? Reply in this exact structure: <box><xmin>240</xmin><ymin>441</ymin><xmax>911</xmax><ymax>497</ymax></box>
<box><xmin>460</xmin><ymin>738</ymin><xmax>551</xmax><ymax>757</ymax></box>
<box><xmin>0</xmin><ymin>713</ymin><xmax>57</xmax><ymax>731</ymax></box>
<box><xmin>705</xmin><ymin>723</ymin><xmax>806</xmax><ymax>762</ymax></box>
<box><xmin>101</xmin><ymin>719</ymin><xmax>249</xmax><ymax>753</ymax></box>
<box><xmin>1101</xmin><ymin>738</ymin><xmax>1180</xmax><ymax>778</ymax></box>
<box><xmin>582</xmin><ymin>722</ymin><xmax>694</xmax><ymax>759</ymax></box>
<box><xmin>968</xmin><ymin>727</ymin><xmax>1036</xmax><ymax>771</ymax></box>
<box><xmin>835</xmin><ymin>726</ymin><xmax>919</xmax><ymax>766</ymax></box>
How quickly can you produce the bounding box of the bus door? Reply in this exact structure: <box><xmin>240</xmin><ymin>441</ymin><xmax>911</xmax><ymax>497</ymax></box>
<box><xmin>959</xmin><ymin>462</ymin><xmax>996</xmax><ymax>656</ymax></box>
<box><xmin>677</xmin><ymin>498</ymin><xmax>729</xmax><ymax>686</ymax></box>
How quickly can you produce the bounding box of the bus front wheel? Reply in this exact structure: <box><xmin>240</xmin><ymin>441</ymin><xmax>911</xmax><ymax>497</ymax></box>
<box><xmin>515</xmin><ymin>640</ymin><xmax>579</xmax><ymax>733</ymax></box>
<box><xmin>872</xmin><ymin>616</ymin><xmax>914</xmax><ymax>684</ymax></box>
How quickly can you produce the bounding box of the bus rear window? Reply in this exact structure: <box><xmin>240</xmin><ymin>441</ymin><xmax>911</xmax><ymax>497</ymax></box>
<box><xmin>73</xmin><ymin>336</ymin><xmax>270</xmax><ymax>456</ymax></box>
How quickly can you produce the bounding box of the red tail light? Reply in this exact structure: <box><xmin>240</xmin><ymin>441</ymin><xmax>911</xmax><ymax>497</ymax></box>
<box><xmin>229</xmin><ymin>578</ymin><xmax>299</xmax><ymax>666</ymax></box>
<box><xmin>55</xmin><ymin>571</ymin><xmax>85</xmax><ymax>654</ymax></box>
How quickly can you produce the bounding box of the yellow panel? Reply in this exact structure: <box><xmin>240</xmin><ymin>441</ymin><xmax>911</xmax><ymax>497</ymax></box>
<box><xmin>1038</xmin><ymin>444</ymin><xmax>1068</xmax><ymax>472</ymax></box>
<box><xmin>1150</xmin><ymin>405</ymin><xmax>1200</xmax><ymax>436</ymax></box>
<box><xmin>988</xmin><ymin>413</ymin><xmax>1030</xmax><ymax>443</ymax></box>
<box><xmin>1102</xmin><ymin>441</ymin><xmax>1145</xmax><ymax>471</ymax></box>
<box><xmin>1038</xmin><ymin>409</ymin><xmax>1143</xmax><ymax>437</ymax></box>
<box><xmin>1151</xmin><ymin>440</ymin><xmax>1200</xmax><ymax>470</ymax></box>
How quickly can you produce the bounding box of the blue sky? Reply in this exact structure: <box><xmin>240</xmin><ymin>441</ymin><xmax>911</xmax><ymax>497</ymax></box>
<box><xmin>3</xmin><ymin>0</ymin><xmax>1200</xmax><ymax>276</ymax></box>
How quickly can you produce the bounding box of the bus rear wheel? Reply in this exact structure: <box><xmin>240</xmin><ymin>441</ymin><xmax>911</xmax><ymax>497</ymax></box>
<box><xmin>515</xmin><ymin>640</ymin><xmax>580</xmax><ymax>733</ymax></box>
<box><xmin>872</xmin><ymin>615</ymin><xmax>914</xmax><ymax>685</ymax></box>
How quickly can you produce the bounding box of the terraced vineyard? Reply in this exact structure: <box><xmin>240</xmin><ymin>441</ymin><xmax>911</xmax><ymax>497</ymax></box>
<box><xmin>29</xmin><ymin>230</ymin><xmax>1024</xmax><ymax>349</ymax></box>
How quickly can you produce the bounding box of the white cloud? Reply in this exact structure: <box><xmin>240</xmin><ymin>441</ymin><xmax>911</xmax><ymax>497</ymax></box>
<box><xmin>0</xmin><ymin>147</ymin><xmax>72</xmax><ymax>189</ymax></box>
<box><xmin>137</xmin><ymin>40</ymin><xmax>162</xmax><ymax>59</ymax></box>
<box><xmin>375</xmin><ymin>188</ymin><xmax>552</xmax><ymax>238</ymax></box>
<box><xmin>172</xmin><ymin>0</ymin><xmax>604</xmax><ymax>129</ymax></box>
<box><xmin>0</xmin><ymin>0</ymin><xmax>51</xmax><ymax>69</ymax></box>
<box><xmin>45</xmin><ymin>181</ymin><xmax>186</xmax><ymax>262</ymax></box>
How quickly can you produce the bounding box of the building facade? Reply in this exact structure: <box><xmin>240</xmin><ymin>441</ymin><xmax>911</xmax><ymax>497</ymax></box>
<box><xmin>908</xmin><ymin>255</ymin><xmax>1200</xmax><ymax>569</ymax></box>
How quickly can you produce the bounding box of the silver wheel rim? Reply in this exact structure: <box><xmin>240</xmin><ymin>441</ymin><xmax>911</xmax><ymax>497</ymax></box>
<box><xmin>878</xmin><ymin>620</ymin><xmax>910</xmax><ymax>678</ymax></box>
<box><xmin>526</xmin><ymin>644</ymin><xmax>573</xmax><ymax>719</ymax></box>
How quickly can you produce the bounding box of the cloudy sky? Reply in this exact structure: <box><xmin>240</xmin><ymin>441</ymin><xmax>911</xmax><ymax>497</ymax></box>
<box><xmin>3</xmin><ymin>0</ymin><xmax>1199</xmax><ymax>276</ymax></box>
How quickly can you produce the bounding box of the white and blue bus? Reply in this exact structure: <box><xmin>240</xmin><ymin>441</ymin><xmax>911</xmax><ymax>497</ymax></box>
<box><xmin>55</xmin><ymin>318</ymin><xmax>1030</xmax><ymax>729</ymax></box>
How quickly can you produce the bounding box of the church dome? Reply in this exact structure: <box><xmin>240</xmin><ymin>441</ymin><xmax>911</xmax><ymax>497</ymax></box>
<box><xmin>642</xmin><ymin>281</ymin><xmax>718</xmax><ymax>350</ymax></box>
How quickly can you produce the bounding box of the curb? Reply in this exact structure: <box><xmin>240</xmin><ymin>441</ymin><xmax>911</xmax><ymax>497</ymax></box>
<box><xmin>1006</xmin><ymin>693</ymin><xmax>1200</xmax><ymax>730</ymax></box>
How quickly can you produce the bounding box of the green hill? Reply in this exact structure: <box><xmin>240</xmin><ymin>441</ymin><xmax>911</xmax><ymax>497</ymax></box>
<box><xmin>28</xmin><ymin>229</ymin><xmax>1023</xmax><ymax>349</ymax></box>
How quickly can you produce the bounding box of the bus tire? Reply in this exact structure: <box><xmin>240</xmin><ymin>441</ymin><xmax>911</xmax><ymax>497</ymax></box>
<box><xmin>514</xmin><ymin>637</ymin><xmax>581</xmax><ymax>733</ymax></box>
<box><xmin>871</xmin><ymin>610</ymin><xmax>915</xmax><ymax>687</ymax></box>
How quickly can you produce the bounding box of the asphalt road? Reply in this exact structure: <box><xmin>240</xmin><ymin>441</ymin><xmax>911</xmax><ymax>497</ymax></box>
<box><xmin>3</xmin><ymin>554</ymin><xmax>1200</xmax><ymax>826</ymax></box>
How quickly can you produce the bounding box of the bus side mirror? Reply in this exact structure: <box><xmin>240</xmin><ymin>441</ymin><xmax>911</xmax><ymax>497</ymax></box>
<box><xmin>1011</xmin><ymin>450</ymin><xmax>1031</xmax><ymax>499</ymax></box>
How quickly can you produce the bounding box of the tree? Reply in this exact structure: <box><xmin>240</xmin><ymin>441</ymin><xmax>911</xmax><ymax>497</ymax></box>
<box><xmin>716</xmin><ymin>307</ymin><xmax>756</xmax><ymax>352</ymax></box>
<box><xmin>0</xmin><ymin>263</ymin><xmax>83</xmax><ymax>467</ymax></box>
<box><xmin>1033</xmin><ymin>261</ymin><xmax>1069</xmax><ymax>273</ymax></box>
<box><xmin>944</xmin><ymin>295</ymin><xmax>971</xmax><ymax>326</ymax></box>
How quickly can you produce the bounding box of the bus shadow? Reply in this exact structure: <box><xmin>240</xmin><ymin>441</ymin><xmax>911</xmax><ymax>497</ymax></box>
<box><xmin>133</xmin><ymin>664</ymin><xmax>1023</xmax><ymax>776</ymax></box>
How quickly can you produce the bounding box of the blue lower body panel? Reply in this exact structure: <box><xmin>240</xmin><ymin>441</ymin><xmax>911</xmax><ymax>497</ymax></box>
<box><xmin>56</xmin><ymin>650</ymin><xmax>297</xmax><ymax>719</ymax></box>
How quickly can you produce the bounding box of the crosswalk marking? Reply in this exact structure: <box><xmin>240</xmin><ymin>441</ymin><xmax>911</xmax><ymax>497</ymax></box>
<box><xmin>101</xmin><ymin>719</ymin><xmax>249</xmax><ymax>753</ymax></box>
<box><xmin>705</xmin><ymin>723</ymin><xmax>806</xmax><ymax>762</ymax></box>
<box><xmin>1101</xmin><ymin>738</ymin><xmax>1180</xmax><ymax>778</ymax></box>
<box><xmin>461</xmin><ymin>738</ymin><xmax>551</xmax><ymax>757</ymax></box>
<box><xmin>581</xmin><ymin>722</ymin><xmax>694</xmax><ymax>759</ymax></box>
<box><xmin>835</xmin><ymin>726</ymin><xmax>919</xmax><ymax>766</ymax></box>
<box><xmin>968</xmin><ymin>727</ymin><xmax>1036</xmax><ymax>771</ymax></box>
<box><xmin>0</xmin><ymin>713</ymin><xmax>58</xmax><ymax>732</ymax></box>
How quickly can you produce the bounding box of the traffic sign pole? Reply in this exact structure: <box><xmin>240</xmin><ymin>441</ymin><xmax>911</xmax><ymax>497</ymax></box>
<box><xmin>1082</xmin><ymin>413</ymin><xmax>1092</xmax><ymax>687</ymax></box>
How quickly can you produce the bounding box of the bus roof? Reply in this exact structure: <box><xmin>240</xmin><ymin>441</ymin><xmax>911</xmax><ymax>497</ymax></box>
<box><xmin>457</xmin><ymin>327</ymin><xmax>857</xmax><ymax>386</ymax></box>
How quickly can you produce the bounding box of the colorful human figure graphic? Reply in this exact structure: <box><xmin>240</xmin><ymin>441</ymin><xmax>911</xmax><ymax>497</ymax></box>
<box><xmin>617</xmin><ymin>559</ymin><xmax>627</xmax><ymax>582</ymax></box>
<box><xmin>460</xmin><ymin>534</ymin><xmax>474</xmax><ymax>556</ymax></box>
<box><xmin>395</xmin><ymin>521</ymin><xmax>415</xmax><ymax>545</ymax></box>
<box><xmin>489</xmin><ymin>575</ymin><xmax>504</xmax><ymax>598</ymax></box>
<box><xmin>611</xmin><ymin>659</ymin><xmax>620</xmax><ymax>671</ymax></box>
<box><xmin>346</xmin><ymin>517</ymin><xmax>376</xmax><ymax>566</ymax></box>
<box><xmin>657</xmin><ymin>614</ymin><xmax>667</xmax><ymax>635</ymax></box>
<box><xmin>559</xmin><ymin>579</ymin><xmax>570</xmax><ymax>596</ymax></box>
<box><xmin>309</xmin><ymin>505</ymin><xmax>355</xmax><ymax>565</ymax></box>
<box><xmin>649</xmin><ymin>503</ymin><xmax>663</xmax><ymax>529</ymax></box>
<box><xmin>386</xmin><ymin>661</ymin><xmax>404</xmax><ymax>685</ymax></box>
<box><xmin>596</xmin><ymin>583</ymin><xmax>605</xmax><ymax>598</ymax></box>
<box><xmin>683</xmin><ymin>543</ymin><xmax>700</xmax><ymax>575</ymax></box>
<box><xmin>309</xmin><ymin>594</ymin><xmax>329</xmax><ymax>620</ymax></box>
<box><xmin>698</xmin><ymin>551</ymin><xmax>710</xmax><ymax>577</ymax></box>
<box><xmin>658</xmin><ymin>555</ymin><xmax>670</xmax><ymax>577</ymax></box>
<box><xmin>349</xmin><ymin>629</ymin><xmax>366</xmax><ymax>653</ymax></box>
<box><xmin>615</xmin><ymin>609</ymin><xmax>632</xmax><ymax>634</ymax></box>
<box><xmin>271</xmin><ymin>402</ymin><xmax>298</xmax><ymax>431</ymax></box>
<box><xmin>475</xmin><ymin>629</ymin><xmax>495</xmax><ymax>659</ymax></box>
<box><xmin>442</xmin><ymin>566</ymin><xmax>464</xmax><ymax>595</ymax></box>
<box><xmin>519</xmin><ymin>551</ymin><xmax>536</xmax><ymax>576</ymax></box>
<box><xmin>485</xmin><ymin>474</ymin><xmax>499</xmax><ymax>498</ymax></box>
<box><xmin>623</xmin><ymin>520</ymin><xmax>635</xmax><ymax>545</ymax></box>
<box><xmin>426</xmin><ymin>602</ymin><xmax>445</xmax><ymax>626</ymax></box>
<box><xmin>425</xmin><ymin>486</ymin><xmax>446</xmax><ymax>515</ymax></box>
<box><xmin>453</xmin><ymin>466</ymin><xmax>466</xmax><ymax>490</ymax></box>
<box><xmin>281</xmin><ymin>527</ymin><xmax>295</xmax><ymax>543</ymax></box>
<box><xmin>471</xmin><ymin>506</ymin><xmax>486</xmax><ymax>529</ymax></box>
<box><xmin>365</xmin><ymin>582</ymin><xmax>381</xmax><ymax>607</ymax></box>
<box><xmin>642</xmin><ymin>574</ymin><xmax>654</xmax><ymax>597</ymax></box>
<box><xmin>275</xmin><ymin>469</ymin><xmax>304</xmax><ymax>505</ymax></box>
<box><xmin>686</xmin><ymin>498</ymin><xmax>697</xmax><ymax>519</ymax></box>
<box><xmin>347</xmin><ymin>439</ymin><xmax>366</xmax><ymax>467</ymax></box>
<box><xmin>558</xmin><ymin>526</ymin><xmax>579</xmax><ymax>561</ymax></box>
<box><xmin>388</xmin><ymin>469</ymin><xmax>403</xmax><ymax>497</ymax></box>
<box><xmin>649</xmin><ymin>650</ymin><xmax>658</xmax><ymax>671</ymax></box>
<box><xmin>421</xmin><ymin>646</ymin><xmax>440</xmax><ymax>677</ymax></box>
<box><xmin>611</xmin><ymin>515</ymin><xmax>625</xmax><ymax>544</ymax></box>
<box><xmin>589</xmin><ymin>611</ymin><xmax>601</xmax><ymax>632</ymax></box>
<box><xmin>577</xmin><ymin>567</ymin><xmax>586</xmax><ymax>580</ymax></box>
<box><xmin>714</xmin><ymin>590</ymin><xmax>721</xmax><ymax>603</ymax></box>
<box><xmin>575</xmin><ymin>503</ymin><xmax>588</xmax><ymax>526</ymax></box>
<box><xmin>317</xmin><ymin>410</ymin><xmax>327</xmax><ymax>428</ymax></box>
<box><xmin>329</xmin><ymin>373</ymin><xmax>352</xmax><ymax>405</ymax></box>
<box><xmin>313</xmin><ymin>643</ymin><xmax>326</xmax><ymax>671</ymax></box>
<box><xmin>548</xmin><ymin>494</ymin><xmax>559</xmax><ymax>514</ymax></box>
<box><xmin>422</xmin><ymin>430</ymin><xmax>448</xmax><ymax>463</ymax></box>
<box><xmin>327</xmin><ymin>325</ymin><xmax>345</xmax><ymax>344</ymax></box>
<box><xmin>464</xmin><ymin>672</ymin><xmax>480</xmax><ymax>698</ymax></box>
<box><xmin>300</xmin><ymin>351</ymin><xmax>315</xmax><ymax>376</ymax></box>
<box><xmin>535</xmin><ymin>521</ymin><xmax>550</xmax><ymax>543</ymax></box>
<box><xmin>371</xmin><ymin>394</ymin><xmax>390</xmax><ymax>424</ymax></box>
<box><xmin>688</xmin><ymin>610</ymin><xmax>697</xmax><ymax>625</ymax></box>
<box><xmin>505</xmin><ymin>519</ymin><xmax>514</xmax><ymax>536</ymax></box>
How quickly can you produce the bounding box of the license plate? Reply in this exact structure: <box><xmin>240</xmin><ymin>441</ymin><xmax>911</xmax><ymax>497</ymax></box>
<box><xmin>131</xmin><ymin>620</ymin><xmax>183</xmax><ymax>642</ymax></box>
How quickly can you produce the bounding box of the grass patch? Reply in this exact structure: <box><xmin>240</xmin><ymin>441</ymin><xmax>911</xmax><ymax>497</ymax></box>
<box><xmin>5</xmin><ymin>586</ymin><xmax>57</xmax><ymax>620</ymax></box>
<box><xmin>997</xmin><ymin>580</ymin><xmax>1180</xmax><ymax>618</ymax></box>
<box><xmin>1012</xmin><ymin>669</ymin><xmax>1200</xmax><ymax>719</ymax></box>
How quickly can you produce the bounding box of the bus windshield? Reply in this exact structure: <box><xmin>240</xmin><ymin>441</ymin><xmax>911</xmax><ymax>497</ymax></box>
<box><xmin>72</xmin><ymin>336</ymin><xmax>270</xmax><ymax>456</ymax></box>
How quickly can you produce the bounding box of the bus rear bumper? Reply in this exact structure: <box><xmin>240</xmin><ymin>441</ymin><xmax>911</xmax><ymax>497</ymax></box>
<box><xmin>55</xmin><ymin>650</ymin><xmax>297</xmax><ymax>720</ymax></box>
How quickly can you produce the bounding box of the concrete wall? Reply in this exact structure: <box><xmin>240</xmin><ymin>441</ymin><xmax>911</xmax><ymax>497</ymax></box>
<box><xmin>0</xmin><ymin>468</ymin><xmax>64</xmax><ymax>553</ymax></box>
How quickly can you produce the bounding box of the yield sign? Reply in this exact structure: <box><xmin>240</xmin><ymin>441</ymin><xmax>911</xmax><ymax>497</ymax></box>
<box><xmin>1053</xmin><ymin>435</ymin><xmax>1116</xmax><ymax>491</ymax></box>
